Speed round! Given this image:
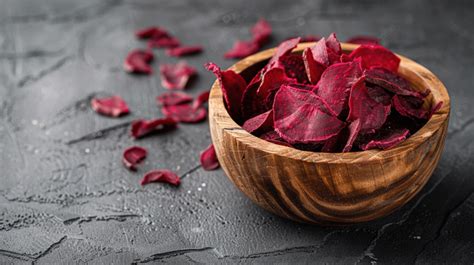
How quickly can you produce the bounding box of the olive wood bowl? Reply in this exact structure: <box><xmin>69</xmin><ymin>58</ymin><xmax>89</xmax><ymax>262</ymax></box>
<box><xmin>208</xmin><ymin>43</ymin><xmax>450</xmax><ymax>224</ymax></box>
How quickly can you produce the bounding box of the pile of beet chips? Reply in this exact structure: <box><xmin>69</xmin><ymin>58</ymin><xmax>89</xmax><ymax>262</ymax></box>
<box><xmin>207</xmin><ymin>34</ymin><xmax>441</xmax><ymax>152</ymax></box>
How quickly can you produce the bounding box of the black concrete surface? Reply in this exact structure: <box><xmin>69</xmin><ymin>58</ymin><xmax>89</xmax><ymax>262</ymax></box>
<box><xmin>0</xmin><ymin>0</ymin><xmax>473</xmax><ymax>264</ymax></box>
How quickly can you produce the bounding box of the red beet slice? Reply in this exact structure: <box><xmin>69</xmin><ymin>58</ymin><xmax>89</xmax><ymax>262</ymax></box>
<box><xmin>275</xmin><ymin>84</ymin><xmax>337</xmax><ymax>117</ymax></box>
<box><xmin>256</xmin><ymin>67</ymin><xmax>296</xmax><ymax>108</ymax></box>
<box><xmin>343</xmin><ymin>119</ymin><xmax>361</xmax><ymax>152</ymax></box>
<box><xmin>193</xmin><ymin>90</ymin><xmax>211</xmax><ymax>109</ymax></box>
<box><xmin>156</xmin><ymin>92</ymin><xmax>193</xmax><ymax>106</ymax></box>
<box><xmin>224</xmin><ymin>40</ymin><xmax>260</xmax><ymax>59</ymax></box>
<box><xmin>122</xmin><ymin>146</ymin><xmax>147</xmax><ymax>171</ymax></box>
<box><xmin>316</xmin><ymin>60</ymin><xmax>363</xmax><ymax>116</ymax></box>
<box><xmin>205</xmin><ymin>62</ymin><xmax>247</xmax><ymax>121</ymax></box>
<box><xmin>347</xmin><ymin>77</ymin><xmax>391</xmax><ymax>134</ymax></box>
<box><xmin>200</xmin><ymin>144</ymin><xmax>220</xmax><ymax>171</ymax></box>
<box><xmin>159</xmin><ymin>61</ymin><xmax>196</xmax><ymax>90</ymax></box>
<box><xmin>124</xmin><ymin>49</ymin><xmax>154</xmax><ymax>74</ymax></box>
<box><xmin>364</xmin><ymin>67</ymin><xmax>429</xmax><ymax>99</ymax></box>
<box><xmin>162</xmin><ymin>103</ymin><xmax>207</xmax><ymax>123</ymax></box>
<box><xmin>131</xmin><ymin>118</ymin><xmax>178</xmax><ymax>139</ymax></box>
<box><xmin>241</xmin><ymin>81</ymin><xmax>264</xmax><ymax>120</ymax></box>
<box><xmin>251</xmin><ymin>18</ymin><xmax>272</xmax><ymax>47</ymax></box>
<box><xmin>326</xmin><ymin>33</ymin><xmax>342</xmax><ymax>55</ymax></box>
<box><xmin>268</xmin><ymin>37</ymin><xmax>301</xmax><ymax>68</ymax></box>
<box><xmin>140</xmin><ymin>169</ymin><xmax>180</xmax><ymax>186</ymax></box>
<box><xmin>91</xmin><ymin>95</ymin><xmax>130</xmax><ymax>117</ymax></box>
<box><xmin>135</xmin><ymin>26</ymin><xmax>169</xmax><ymax>39</ymax></box>
<box><xmin>348</xmin><ymin>44</ymin><xmax>400</xmax><ymax>72</ymax></box>
<box><xmin>346</xmin><ymin>36</ymin><xmax>380</xmax><ymax>45</ymax></box>
<box><xmin>166</xmin><ymin>46</ymin><xmax>203</xmax><ymax>57</ymax></box>
<box><xmin>310</xmin><ymin>38</ymin><xmax>330</xmax><ymax>67</ymax></box>
<box><xmin>359</xmin><ymin>128</ymin><xmax>410</xmax><ymax>150</ymax></box>
<box><xmin>367</xmin><ymin>84</ymin><xmax>393</xmax><ymax>105</ymax></box>
<box><xmin>148</xmin><ymin>37</ymin><xmax>180</xmax><ymax>48</ymax></box>
<box><xmin>392</xmin><ymin>95</ymin><xmax>429</xmax><ymax>120</ymax></box>
<box><xmin>279</xmin><ymin>54</ymin><xmax>309</xmax><ymax>83</ymax></box>
<box><xmin>303</xmin><ymin>47</ymin><xmax>326</xmax><ymax>84</ymax></box>
<box><xmin>242</xmin><ymin>110</ymin><xmax>273</xmax><ymax>135</ymax></box>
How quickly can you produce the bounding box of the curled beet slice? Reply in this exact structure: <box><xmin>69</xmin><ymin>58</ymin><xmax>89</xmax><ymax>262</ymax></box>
<box><xmin>224</xmin><ymin>40</ymin><xmax>260</xmax><ymax>59</ymax></box>
<box><xmin>124</xmin><ymin>49</ymin><xmax>154</xmax><ymax>74</ymax></box>
<box><xmin>343</xmin><ymin>119</ymin><xmax>361</xmax><ymax>152</ymax></box>
<box><xmin>317</xmin><ymin>60</ymin><xmax>363</xmax><ymax>116</ymax></box>
<box><xmin>122</xmin><ymin>146</ymin><xmax>147</xmax><ymax>171</ymax></box>
<box><xmin>348</xmin><ymin>77</ymin><xmax>391</xmax><ymax>134</ymax></box>
<box><xmin>91</xmin><ymin>95</ymin><xmax>130</xmax><ymax>117</ymax></box>
<box><xmin>251</xmin><ymin>18</ymin><xmax>272</xmax><ymax>47</ymax></box>
<box><xmin>135</xmin><ymin>26</ymin><xmax>169</xmax><ymax>39</ymax></box>
<box><xmin>326</xmin><ymin>33</ymin><xmax>342</xmax><ymax>55</ymax></box>
<box><xmin>367</xmin><ymin>84</ymin><xmax>393</xmax><ymax>105</ymax></box>
<box><xmin>162</xmin><ymin>103</ymin><xmax>207</xmax><ymax>123</ymax></box>
<box><xmin>159</xmin><ymin>61</ymin><xmax>196</xmax><ymax>90</ymax></box>
<box><xmin>346</xmin><ymin>36</ymin><xmax>380</xmax><ymax>45</ymax></box>
<box><xmin>392</xmin><ymin>95</ymin><xmax>429</xmax><ymax>120</ymax></box>
<box><xmin>268</xmin><ymin>37</ymin><xmax>301</xmax><ymax>68</ymax></box>
<box><xmin>303</xmin><ymin>47</ymin><xmax>325</xmax><ymax>84</ymax></box>
<box><xmin>141</xmin><ymin>169</ymin><xmax>180</xmax><ymax>186</ymax></box>
<box><xmin>156</xmin><ymin>92</ymin><xmax>193</xmax><ymax>106</ymax></box>
<box><xmin>279</xmin><ymin>54</ymin><xmax>308</xmax><ymax>83</ymax></box>
<box><xmin>241</xmin><ymin>81</ymin><xmax>264</xmax><ymax>120</ymax></box>
<box><xmin>359</xmin><ymin>128</ymin><xmax>410</xmax><ymax>150</ymax></box>
<box><xmin>148</xmin><ymin>36</ymin><xmax>180</xmax><ymax>48</ymax></box>
<box><xmin>365</xmin><ymin>67</ymin><xmax>429</xmax><ymax>99</ymax></box>
<box><xmin>131</xmin><ymin>118</ymin><xmax>178</xmax><ymax>139</ymax></box>
<box><xmin>242</xmin><ymin>110</ymin><xmax>273</xmax><ymax>135</ymax></box>
<box><xmin>348</xmin><ymin>44</ymin><xmax>400</xmax><ymax>72</ymax></box>
<box><xmin>200</xmin><ymin>144</ymin><xmax>220</xmax><ymax>171</ymax></box>
<box><xmin>205</xmin><ymin>62</ymin><xmax>247</xmax><ymax>122</ymax></box>
<box><xmin>256</xmin><ymin>67</ymin><xmax>296</xmax><ymax>109</ymax></box>
<box><xmin>193</xmin><ymin>90</ymin><xmax>210</xmax><ymax>109</ymax></box>
<box><xmin>166</xmin><ymin>46</ymin><xmax>203</xmax><ymax>57</ymax></box>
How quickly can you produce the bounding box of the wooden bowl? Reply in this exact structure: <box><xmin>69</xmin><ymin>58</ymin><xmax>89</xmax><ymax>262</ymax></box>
<box><xmin>208</xmin><ymin>43</ymin><xmax>450</xmax><ymax>224</ymax></box>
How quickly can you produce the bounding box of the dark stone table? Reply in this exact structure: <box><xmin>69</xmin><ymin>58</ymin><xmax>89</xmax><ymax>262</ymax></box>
<box><xmin>0</xmin><ymin>0</ymin><xmax>473</xmax><ymax>264</ymax></box>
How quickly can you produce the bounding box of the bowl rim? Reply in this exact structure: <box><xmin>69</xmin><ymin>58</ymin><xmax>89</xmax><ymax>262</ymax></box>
<box><xmin>209</xmin><ymin>42</ymin><xmax>450</xmax><ymax>163</ymax></box>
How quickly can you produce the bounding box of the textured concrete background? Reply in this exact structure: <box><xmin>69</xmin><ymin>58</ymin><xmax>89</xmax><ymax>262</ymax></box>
<box><xmin>0</xmin><ymin>0</ymin><xmax>473</xmax><ymax>264</ymax></box>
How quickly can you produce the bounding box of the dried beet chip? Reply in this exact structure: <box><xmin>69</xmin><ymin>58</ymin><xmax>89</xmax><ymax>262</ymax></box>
<box><xmin>159</xmin><ymin>61</ymin><xmax>196</xmax><ymax>90</ymax></box>
<box><xmin>241</xmin><ymin>81</ymin><xmax>264</xmax><ymax>120</ymax></box>
<box><xmin>124</xmin><ymin>49</ymin><xmax>154</xmax><ymax>74</ymax></box>
<box><xmin>166</xmin><ymin>46</ymin><xmax>203</xmax><ymax>57</ymax></box>
<box><xmin>365</xmin><ymin>67</ymin><xmax>429</xmax><ymax>99</ymax></box>
<box><xmin>317</xmin><ymin>60</ymin><xmax>363</xmax><ymax>116</ymax></box>
<box><xmin>279</xmin><ymin>54</ymin><xmax>309</xmax><ymax>83</ymax></box>
<box><xmin>366</xmin><ymin>84</ymin><xmax>393</xmax><ymax>105</ymax></box>
<box><xmin>340</xmin><ymin>54</ymin><xmax>352</xmax><ymax>63</ymax></box>
<box><xmin>326</xmin><ymin>33</ymin><xmax>342</xmax><ymax>55</ymax></box>
<box><xmin>343</xmin><ymin>119</ymin><xmax>361</xmax><ymax>152</ymax></box>
<box><xmin>200</xmin><ymin>144</ymin><xmax>220</xmax><ymax>171</ymax></box>
<box><xmin>156</xmin><ymin>92</ymin><xmax>193</xmax><ymax>106</ymax></box>
<box><xmin>242</xmin><ymin>110</ymin><xmax>273</xmax><ymax>135</ymax></box>
<box><xmin>268</xmin><ymin>37</ymin><xmax>301</xmax><ymax>68</ymax></box>
<box><xmin>349</xmin><ymin>45</ymin><xmax>400</xmax><ymax>72</ymax></box>
<box><xmin>122</xmin><ymin>146</ymin><xmax>147</xmax><ymax>171</ymax></box>
<box><xmin>301</xmin><ymin>35</ymin><xmax>321</xmax><ymax>42</ymax></box>
<box><xmin>224</xmin><ymin>40</ymin><xmax>260</xmax><ymax>59</ymax></box>
<box><xmin>205</xmin><ymin>62</ymin><xmax>247</xmax><ymax>121</ymax></box>
<box><xmin>310</xmin><ymin>38</ymin><xmax>330</xmax><ymax>67</ymax></box>
<box><xmin>392</xmin><ymin>95</ymin><xmax>429</xmax><ymax>120</ymax></box>
<box><xmin>256</xmin><ymin>67</ymin><xmax>296</xmax><ymax>109</ymax></box>
<box><xmin>251</xmin><ymin>18</ymin><xmax>272</xmax><ymax>47</ymax></box>
<box><xmin>348</xmin><ymin>77</ymin><xmax>391</xmax><ymax>134</ymax></box>
<box><xmin>193</xmin><ymin>90</ymin><xmax>210</xmax><ymax>109</ymax></box>
<box><xmin>285</xmin><ymin>82</ymin><xmax>319</xmax><ymax>92</ymax></box>
<box><xmin>359</xmin><ymin>128</ymin><xmax>410</xmax><ymax>150</ymax></box>
<box><xmin>346</xmin><ymin>36</ymin><xmax>381</xmax><ymax>45</ymax></box>
<box><xmin>162</xmin><ymin>103</ymin><xmax>207</xmax><ymax>123</ymax></box>
<box><xmin>135</xmin><ymin>26</ymin><xmax>169</xmax><ymax>39</ymax></box>
<box><xmin>148</xmin><ymin>36</ymin><xmax>180</xmax><ymax>48</ymax></box>
<box><xmin>91</xmin><ymin>95</ymin><xmax>130</xmax><ymax>117</ymax></box>
<box><xmin>428</xmin><ymin>101</ymin><xmax>443</xmax><ymax>119</ymax></box>
<box><xmin>140</xmin><ymin>169</ymin><xmax>180</xmax><ymax>186</ymax></box>
<box><xmin>303</xmin><ymin>47</ymin><xmax>326</xmax><ymax>84</ymax></box>
<box><xmin>275</xmin><ymin>84</ymin><xmax>337</xmax><ymax>117</ymax></box>
<box><xmin>131</xmin><ymin>118</ymin><xmax>178</xmax><ymax>139</ymax></box>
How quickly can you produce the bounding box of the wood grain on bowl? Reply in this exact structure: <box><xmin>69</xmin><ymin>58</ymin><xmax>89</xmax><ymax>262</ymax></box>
<box><xmin>209</xmin><ymin>43</ymin><xmax>450</xmax><ymax>224</ymax></box>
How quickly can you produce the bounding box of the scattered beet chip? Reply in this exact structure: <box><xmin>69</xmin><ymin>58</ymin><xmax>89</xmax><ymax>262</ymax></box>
<box><xmin>224</xmin><ymin>40</ymin><xmax>260</xmax><ymax>59</ymax></box>
<box><xmin>131</xmin><ymin>118</ymin><xmax>178</xmax><ymax>139</ymax></box>
<box><xmin>160</xmin><ymin>61</ymin><xmax>196</xmax><ymax>90</ymax></box>
<box><xmin>279</xmin><ymin>54</ymin><xmax>309</xmax><ymax>83</ymax></box>
<box><xmin>251</xmin><ymin>18</ymin><xmax>272</xmax><ymax>47</ymax></box>
<box><xmin>124</xmin><ymin>49</ymin><xmax>154</xmax><ymax>74</ymax></box>
<box><xmin>365</xmin><ymin>67</ymin><xmax>429</xmax><ymax>99</ymax></box>
<box><xmin>157</xmin><ymin>91</ymin><xmax>193</xmax><ymax>106</ymax></box>
<box><xmin>162</xmin><ymin>103</ymin><xmax>207</xmax><ymax>123</ymax></box>
<box><xmin>148</xmin><ymin>36</ymin><xmax>180</xmax><ymax>48</ymax></box>
<box><xmin>346</xmin><ymin>36</ymin><xmax>380</xmax><ymax>45</ymax></box>
<box><xmin>122</xmin><ymin>146</ymin><xmax>147</xmax><ymax>171</ymax></box>
<box><xmin>140</xmin><ymin>169</ymin><xmax>180</xmax><ymax>186</ymax></box>
<box><xmin>349</xmin><ymin>45</ymin><xmax>400</xmax><ymax>72</ymax></box>
<box><xmin>205</xmin><ymin>62</ymin><xmax>247</xmax><ymax>121</ymax></box>
<box><xmin>166</xmin><ymin>46</ymin><xmax>203</xmax><ymax>57</ymax></box>
<box><xmin>303</xmin><ymin>47</ymin><xmax>326</xmax><ymax>84</ymax></box>
<box><xmin>347</xmin><ymin>77</ymin><xmax>391</xmax><ymax>134</ymax></box>
<box><xmin>359</xmin><ymin>128</ymin><xmax>410</xmax><ymax>150</ymax></box>
<box><xmin>135</xmin><ymin>26</ymin><xmax>169</xmax><ymax>39</ymax></box>
<box><xmin>256</xmin><ymin>67</ymin><xmax>296</xmax><ymax>108</ymax></box>
<box><xmin>392</xmin><ymin>95</ymin><xmax>429</xmax><ymax>120</ymax></box>
<box><xmin>91</xmin><ymin>95</ymin><xmax>130</xmax><ymax>117</ymax></box>
<box><xmin>242</xmin><ymin>110</ymin><xmax>273</xmax><ymax>135</ymax></box>
<box><xmin>200</xmin><ymin>144</ymin><xmax>220</xmax><ymax>171</ymax></box>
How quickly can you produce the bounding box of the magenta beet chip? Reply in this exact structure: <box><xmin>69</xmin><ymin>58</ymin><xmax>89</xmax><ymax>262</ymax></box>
<box><xmin>346</xmin><ymin>36</ymin><xmax>380</xmax><ymax>45</ymax></box>
<box><xmin>303</xmin><ymin>47</ymin><xmax>326</xmax><ymax>84</ymax></box>
<box><xmin>365</xmin><ymin>67</ymin><xmax>429</xmax><ymax>99</ymax></box>
<box><xmin>162</xmin><ymin>103</ymin><xmax>207</xmax><ymax>123</ymax></box>
<box><xmin>91</xmin><ymin>95</ymin><xmax>130</xmax><ymax>117</ymax></box>
<box><xmin>348</xmin><ymin>44</ymin><xmax>400</xmax><ymax>72</ymax></box>
<box><xmin>268</xmin><ymin>37</ymin><xmax>301</xmax><ymax>68</ymax></box>
<box><xmin>124</xmin><ymin>49</ymin><xmax>154</xmax><ymax>74</ymax></box>
<box><xmin>359</xmin><ymin>128</ymin><xmax>410</xmax><ymax>150</ymax></box>
<box><xmin>224</xmin><ymin>40</ymin><xmax>260</xmax><ymax>59</ymax></box>
<box><xmin>193</xmin><ymin>90</ymin><xmax>211</xmax><ymax>109</ymax></box>
<box><xmin>279</xmin><ymin>54</ymin><xmax>308</xmax><ymax>83</ymax></box>
<box><xmin>251</xmin><ymin>18</ymin><xmax>272</xmax><ymax>47</ymax></box>
<box><xmin>200</xmin><ymin>144</ymin><xmax>220</xmax><ymax>171</ymax></box>
<box><xmin>343</xmin><ymin>119</ymin><xmax>361</xmax><ymax>152</ymax></box>
<box><xmin>135</xmin><ymin>26</ymin><xmax>169</xmax><ymax>39</ymax></box>
<box><xmin>122</xmin><ymin>146</ymin><xmax>147</xmax><ymax>171</ymax></box>
<box><xmin>392</xmin><ymin>95</ymin><xmax>429</xmax><ymax>120</ymax></box>
<box><xmin>256</xmin><ymin>67</ymin><xmax>296</xmax><ymax>109</ymax></box>
<box><xmin>148</xmin><ymin>36</ymin><xmax>180</xmax><ymax>48</ymax></box>
<box><xmin>156</xmin><ymin>92</ymin><xmax>193</xmax><ymax>106</ymax></box>
<box><xmin>242</xmin><ymin>110</ymin><xmax>273</xmax><ymax>135</ymax></box>
<box><xmin>367</xmin><ymin>84</ymin><xmax>393</xmax><ymax>105</ymax></box>
<box><xmin>140</xmin><ymin>169</ymin><xmax>180</xmax><ymax>186</ymax></box>
<box><xmin>131</xmin><ymin>118</ymin><xmax>177</xmax><ymax>139</ymax></box>
<box><xmin>166</xmin><ymin>46</ymin><xmax>203</xmax><ymax>57</ymax></box>
<box><xmin>159</xmin><ymin>61</ymin><xmax>196</xmax><ymax>90</ymax></box>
